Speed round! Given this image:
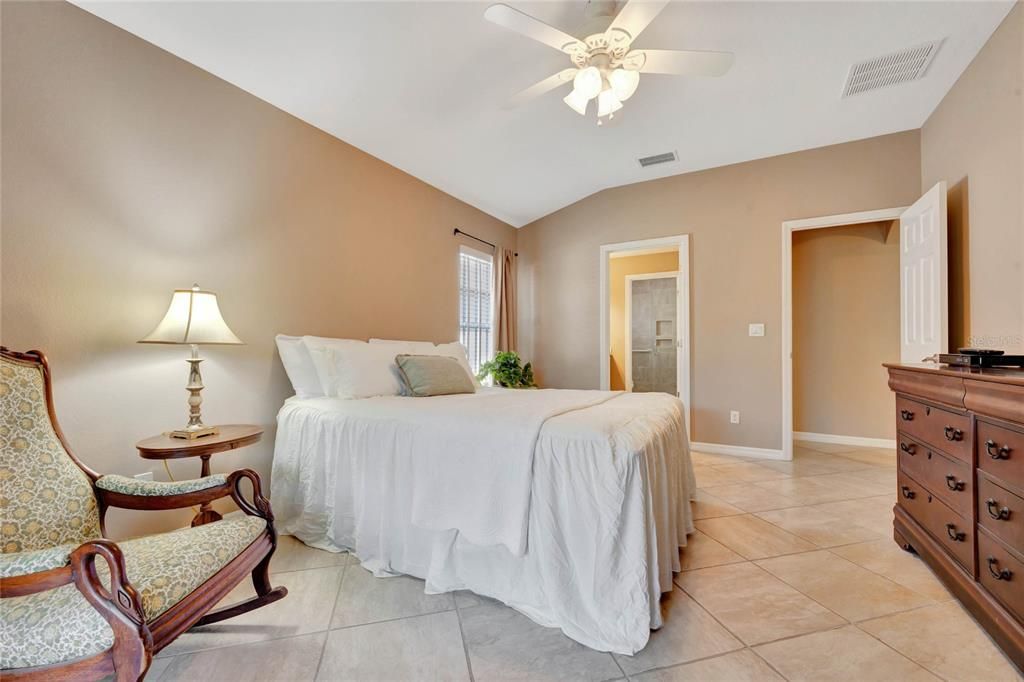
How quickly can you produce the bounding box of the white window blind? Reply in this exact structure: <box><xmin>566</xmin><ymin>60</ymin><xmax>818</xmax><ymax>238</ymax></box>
<box><xmin>459</xmin><ymin>247</ymin><xmax>493</xmax><ymax>374</ymax></box>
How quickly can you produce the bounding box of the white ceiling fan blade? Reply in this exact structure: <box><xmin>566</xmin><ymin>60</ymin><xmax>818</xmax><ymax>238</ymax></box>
<box><xmin>503</xmin><ymin>68</ymin><xmax>578</xmax><ymax>110</ymax></box>
<box><xmin>626</xmin><ymin>49</ymin><xmax>735</xmax><ymax>76</ymax></box>
<box><xmin>485</xmin><ymin>4</ymin><xmax>586</xmax><ymax>56</ymax></box>
<box><xmin>607</xmin><ymin>0</ymin><xmax>670</xmax><ymax>43</ymax></box>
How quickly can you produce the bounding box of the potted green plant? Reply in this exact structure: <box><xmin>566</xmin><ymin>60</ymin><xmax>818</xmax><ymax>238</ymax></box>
<box><xmin>477</xmin><ymin>351</ymin><xmax>536</xmax><ymax>388</ymax></box>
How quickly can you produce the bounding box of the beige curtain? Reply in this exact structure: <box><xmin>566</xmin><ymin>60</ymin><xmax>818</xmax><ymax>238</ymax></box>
<box><xmin>494</xmin><ymin>247</ymin><xmax>517</xmax><ymax>352</ymax></box>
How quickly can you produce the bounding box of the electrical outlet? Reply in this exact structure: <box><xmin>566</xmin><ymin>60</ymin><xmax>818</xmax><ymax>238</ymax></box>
<box><xmin>748</xmin><ymin>323</ymin><xmax>765</xmax><ymax>337</ymax></box>
<box><xmin>134</xmin><ymin>471</ymin><xmax>154</xmax><ymax>482</ymax></box>
<box><xmin>730</xmin><ymin>410</ymin><xmax>740</xmax><ymax>424</ymax></box>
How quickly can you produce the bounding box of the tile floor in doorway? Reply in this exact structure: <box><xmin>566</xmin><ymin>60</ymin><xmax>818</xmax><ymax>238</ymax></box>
<box><xmin>143</xmin><ymin>442</ymin><xmax>1023</xmax><ymax>681</ymax></box>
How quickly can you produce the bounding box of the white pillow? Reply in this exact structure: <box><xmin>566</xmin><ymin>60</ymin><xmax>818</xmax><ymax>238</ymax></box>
<box><xmin>434</xmin><ymin>342</ymin><xmax>481</xmax><ymax>387</ymax></box>
<box><xmin>275</xmin><ymin>335</ymin><xmax>323</xmax><ymax>399</ymax></box>
<box><xmin>303</xmin><ymin>337</ymin><xmax>404</xmax><ymax>399</ymax></box>
<box><xmin>369</xmin><ymin>338</ymin><xmax>437</xmax><ymax>353</ymax></box>
<box><xmin>370</xmin><ymin>338</ymin><xmax>480</xmax><ymax>386</ymax></box>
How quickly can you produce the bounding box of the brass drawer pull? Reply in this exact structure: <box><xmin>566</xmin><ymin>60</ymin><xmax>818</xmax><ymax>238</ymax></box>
<box><xmin>899</xmin><ymin>442</ymin><xmax>916</xmax><ymax>455</ymax></box>
<box><xmin>900</xmin><ymin>409</ymin><xmax>914</xmax><ymax>421</ymax></box>
<box><xmin>945</xmin><ymin>523</ymin><xmax>965</xmax><ymax>542</ymax></box>
<box><xmin>900</xmin><ymin>486</ymin><xmax>915</xmax><ymax>500</ymax></box>
<box><xmin>986</xmin><ymin>498</ymin><xmax>1011</xmax><ymax>521</ymax></box>
<box><xmin>985</xmin><ymin>439</ymin><xmax>1011</xmax><ymax>460</ymax></box>
<box><xmin>987</xmin><ymin>557</ymin><xmax>1013</xmax><ymax>581</ymax></box>
<box><xmin>944</xmin><ymin>474</ymin><xmax>965</xmax><ymax>492</ymax></box>
<box><xmin>943</xmin><ymin>426</ymin><xmax>963</xmax><ymax>442</ymax></box>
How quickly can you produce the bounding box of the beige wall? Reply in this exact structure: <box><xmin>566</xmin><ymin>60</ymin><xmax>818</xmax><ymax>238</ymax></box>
<box><xmin>517</xmin><ymin>132</ymin><xmax>921</xmax><ymax>450</ymax></box>
<box><xmin>921</xmin><ymin>2</ymin><xmax>1023</xmax><ymax>353</ymax></box>
<box><xmin>792</xmin><ymin>222</ymin><xmax>899</xmax><ymax>440</ymax></box>
<box><xmin>608</xmin><ymin>251</ymin><xmax>679</xmax><ymax>390</ymax></box>
<box><xmin>0</xmin><ymin>2</ymin><xmax>516</xmax><ymax>539</ymax></box>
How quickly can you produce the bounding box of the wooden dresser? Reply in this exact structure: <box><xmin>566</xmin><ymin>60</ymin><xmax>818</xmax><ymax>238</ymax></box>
<box><xmin>887</xmin><ymin>363</ymin><xmax>1024</xmax><ymax>670</ymax></box>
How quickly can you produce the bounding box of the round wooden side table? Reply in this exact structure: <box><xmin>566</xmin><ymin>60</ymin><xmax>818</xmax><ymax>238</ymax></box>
<box><xmin>136</xmin><ymin>424</ymin><xmax>263</xmax><ymax>526</ymax></box>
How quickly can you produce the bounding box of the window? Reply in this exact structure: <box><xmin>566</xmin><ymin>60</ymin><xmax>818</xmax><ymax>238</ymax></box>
<box><xmin>459</xmin><ymin>246</ymin><xmax>493</xmax><ymax>374</ymax></box>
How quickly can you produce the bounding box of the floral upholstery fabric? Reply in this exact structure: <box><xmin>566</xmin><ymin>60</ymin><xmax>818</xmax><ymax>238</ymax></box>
<box><xmin>1</xmin><ymin>581</ymin><xmax>115</xmax><ymax>669</ymax></box>
<box><xmin>0</xmin><ymin>542</ymin><xmax>77</xmax><ymax>578</ymax></box>
<box><xmin>1</xmin><ymin>515</ymin><xmax>267</xmax><ymax>670</ymax></box>
<box><xmin>108</xmin><ymin>515</ymin><xmax>267</xmax><ymax>620</ymax></box>
<box><xmin>1</xmin><ymin>358</ymin><xmax>101</xmax><ymax>553</ymax></box>
<box><xmin>96</xmin><ymin>473</ymin><xmax>228</xmax><ymax>497</ymax></box>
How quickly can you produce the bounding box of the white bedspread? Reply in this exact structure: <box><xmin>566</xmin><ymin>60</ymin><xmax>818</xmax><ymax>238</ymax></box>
<box><xmin>270</xmin><ymin>388</ymin><xmax>695</xmax><ymax>654</ymax></box>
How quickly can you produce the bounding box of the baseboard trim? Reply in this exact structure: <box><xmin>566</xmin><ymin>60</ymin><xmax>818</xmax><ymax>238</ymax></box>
<box><xmin>794</xmin><ymin>431</ymin><xmax>896</xmax><ymax>449</ymax></box>
<box><xmin>690</xmin><ymin>441</ymin><xmax>787</xmax><ymax>461</ymax></box>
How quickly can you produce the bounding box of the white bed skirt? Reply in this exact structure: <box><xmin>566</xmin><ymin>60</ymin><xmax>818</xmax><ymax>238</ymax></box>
<box><xmin>271</xmin><ymin>391</ymin><xmax>696</xmax><ymax>654</ymax></box>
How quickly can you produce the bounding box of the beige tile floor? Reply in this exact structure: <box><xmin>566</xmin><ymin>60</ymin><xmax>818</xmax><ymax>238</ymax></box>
<box><xmin>144</xmin><ymin>442</ymin><xmax>1024</xmax><ymax>681</ymax></box>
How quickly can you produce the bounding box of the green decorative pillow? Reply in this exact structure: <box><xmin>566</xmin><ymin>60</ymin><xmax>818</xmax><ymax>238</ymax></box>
<box><xmin>395</xmin><ymin>354</ymin><xmax>476</xmax><ymax>397</ymax></box>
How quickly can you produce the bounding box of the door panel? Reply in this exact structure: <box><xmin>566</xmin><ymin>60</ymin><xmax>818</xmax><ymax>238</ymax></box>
<box><xmin>900</xmin><ymin>182</ymin><xmax>948</xmax><ymax>361</ymax></box>
<box><xmin>630</xmin><ymin>276</ymin><xmax>678</xmax><ymax>395</ymax></box>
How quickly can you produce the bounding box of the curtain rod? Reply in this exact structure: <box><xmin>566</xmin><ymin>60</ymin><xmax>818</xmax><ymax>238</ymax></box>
<box><xmin>453</xmin><ymin>228</ymin><xmax>517</xmax><ymax>257</ymax></box>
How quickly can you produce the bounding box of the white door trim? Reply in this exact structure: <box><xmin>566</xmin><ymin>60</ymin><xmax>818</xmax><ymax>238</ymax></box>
<box><xmin>624</xmin><ymin>271</ymin><xmax>681</xmax><ymax>392</ymax></box>
<box><xmin>781</xmin><ymin>207</ymin><xmax>907</xmax><ymax>461</ymax></box>
<box><xmin>600</xmin><ymin>235</ymin><xmax>691</xmax><ymax>438</ymax></box>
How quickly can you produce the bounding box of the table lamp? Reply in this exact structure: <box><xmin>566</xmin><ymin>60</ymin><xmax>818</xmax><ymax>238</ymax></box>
<box><xmin>139</xmin><ymin>284</ymin><xmax>243</xmax><ymax>439</ymax></box>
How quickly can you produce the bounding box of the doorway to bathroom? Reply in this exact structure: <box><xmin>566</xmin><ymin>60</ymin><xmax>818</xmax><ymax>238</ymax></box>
<box><xmin>599</xmin><ymin>234</ymin><xmax>691</xmax><ymax>436</ymax></box>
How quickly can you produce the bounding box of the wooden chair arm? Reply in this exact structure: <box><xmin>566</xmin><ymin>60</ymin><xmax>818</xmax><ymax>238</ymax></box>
<box><xmin>70</xmin><ymin>540</ymin><xmax>153</xmax><ymax>681</ymax></box>
<box><xmin>96</xmin><ymin>480</ymin><xmax>234</xmax><ymax>511</ymax></box>
<box><xmin>96</xmin><ymin>469</ymin><xmax>273</xmax><ymax>523</ymax></box>
<box><xmin>228</xmin><ymin>469</ymin><xmax>275</xmax><ymax>522</ymax></box>
<box><xmin>0</xmin><ymin>541</ymin><xmax>152</xmax><ymax>681</ymax></box>
<box><xmin>0</xmin><ymin>564</ymin><xmax>75</xmax><ymax>598</ymax></box>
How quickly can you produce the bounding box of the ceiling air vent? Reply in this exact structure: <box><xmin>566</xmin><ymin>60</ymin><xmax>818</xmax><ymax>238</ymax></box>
<box><xmin>638</xmin><ymin>151</ymin><xmax>677</xmax><ymax>168</ymax></box>
<box><xmin>842</xmin><ymin>40</ymin><xmax>942</xmax><ymax>97</ymax></box>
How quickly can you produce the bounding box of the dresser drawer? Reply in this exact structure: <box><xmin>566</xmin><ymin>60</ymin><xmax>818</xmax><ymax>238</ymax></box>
<box><xmin>897</xmin><ymin>469</ymin><xmax>974</xmax><ymax>573</ymax></box>
<box><xmin>978</xmin><ymin>472</ymin><xmax>1024</xmax><ymax>554</ymax></box>
<box><xmin>898</xmin><ymin>434</ymin><xmax>972</xmax><ymax>517</ymax></box>
<box><xmin>977</xmin><ymin>418</ymin><xmax>1024</xmax><ymax>493</ymax></box>
<box><xmin>978</xmin><ymin>528</ymin><xmax>1024</xmax><ymax>621</ymax></box>
<box><xmin>895</xmin><ymin>396</ymin><xmax>972</xmax><ymax>463</ymax></box>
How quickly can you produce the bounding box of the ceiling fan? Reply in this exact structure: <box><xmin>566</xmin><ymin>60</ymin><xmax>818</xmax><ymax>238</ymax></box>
<box><xmin>485</xmin><ymin>0</ymin><xmax>734</xmax><ymax>124</ymax></box>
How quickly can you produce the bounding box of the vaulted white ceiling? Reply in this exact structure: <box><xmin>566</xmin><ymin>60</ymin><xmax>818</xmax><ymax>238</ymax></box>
<box><xmin>75</xmin><ymin>1</ymin><xmax>1014</xmax><ymax>227</ymax></box>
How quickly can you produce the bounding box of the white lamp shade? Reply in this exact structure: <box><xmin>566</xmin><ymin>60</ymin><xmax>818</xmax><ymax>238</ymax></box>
<box><xmin>563</xmin><ymin>88</ymin><xmax>590</xmax><ymax>116</ymax></box>
<box><xmin>597</xmin><ymin>89</ymin><xmax>623</xmax><ymax>117</ymax></box>
<box><xmin>572</xmin><ymin>67</ymin><xmax>602</xmax><ymax>100</ymax></box>
<box><xmin>610</xmin><ymin>68</ymin><xmax>640</xmax><ymax>101</ymax></box>
<box><xmin>139</xmin><ymin>286</ymin><xmax>243</xmax><ymax>345</ymax></box>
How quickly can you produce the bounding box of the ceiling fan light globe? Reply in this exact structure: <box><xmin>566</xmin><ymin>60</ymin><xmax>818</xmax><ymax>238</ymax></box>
<box><xmin>563</xmin><ymin>88</ymin><xmax>589</xmax><ymax>115</ymax></box>
<box><xmin>573</xmin><ymin>66</ymin><xmax>603</xmax><ymax>100</ymax></box>
<box><xmin>609</xmin><ymin>68</ymin><xmax>640</xmax><ymax>101</ymax></box>
<box><xmin>597</xmin><ymin>88</ymin><xmax>623</xmax><ymax>117</ymax></box>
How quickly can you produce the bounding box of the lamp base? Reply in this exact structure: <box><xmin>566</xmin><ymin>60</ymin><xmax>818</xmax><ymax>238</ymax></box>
<box><xmin>167</xmin><ymin>425</ymin><xmax>220</xmax><ymax>440</ymax></box>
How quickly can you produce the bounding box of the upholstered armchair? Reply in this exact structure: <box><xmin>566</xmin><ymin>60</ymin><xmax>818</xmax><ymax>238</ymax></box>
<box><xmin>0</xmin><ymin>349</ymin><xmax>287</xmax><ymax>681</ymax></box>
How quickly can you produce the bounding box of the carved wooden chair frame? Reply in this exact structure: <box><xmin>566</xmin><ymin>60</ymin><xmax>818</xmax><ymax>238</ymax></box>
<box><xmin>0</xmin><ymin>348</ymin><xmax>288</xmax><ymax>681</ymax></box>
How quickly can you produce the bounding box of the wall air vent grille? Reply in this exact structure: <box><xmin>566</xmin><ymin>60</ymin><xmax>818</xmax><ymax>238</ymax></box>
<box><xmin>638</xmin><ymin>151</ymin><xmax>677</xmax><ymax>168</ymax></box>
<box><xmin>842</xmin><ymin>40</ymin><xmax>942</xmax><ymax>97</ymax></box>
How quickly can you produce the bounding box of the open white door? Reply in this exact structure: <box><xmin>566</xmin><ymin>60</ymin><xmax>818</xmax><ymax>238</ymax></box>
<box><xmin>900</xmin><ymin>182</ymin><xmax>948</xmax><ymax>362</ymax></box>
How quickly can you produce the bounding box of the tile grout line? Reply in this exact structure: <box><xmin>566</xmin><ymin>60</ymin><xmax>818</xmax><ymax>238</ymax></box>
<box><xmin>676</xmin><ymin>559</ymin><xmax>852</xmax><ymax>644</ymax></box>
<box><xmin>747</xmin><ymin>644</ymin><xmax>795</xmax><ymax>681</ymax></box>
<box><xmin>852</xmin><ymin>618</ymin><xmax>953</xmax><ymax>680</ymax></box>
<box><xmin>696</xmin><ymin>487</ymin><xmax>896</xmax><ymax>515</ymax></box>
<box><xmin>312</xmin><ymin>561</ymin><xmax>347</xmax><ymax>681</ymax></box>
<box><xmin>819</xmin><ymin>543</ymin><xmax>954</xmax><ymax>603</ymax></box>
<box><xmin>453</xmin><ymin>598</ymin><xmax>477</xmax><ymax>682</ymax></box>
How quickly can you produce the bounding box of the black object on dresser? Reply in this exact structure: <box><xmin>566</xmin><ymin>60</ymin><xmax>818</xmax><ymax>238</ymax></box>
<box><xmin>887</xmin><ymin>363</ymin><xmax>1024</xmax><ymax>671</ymax></box>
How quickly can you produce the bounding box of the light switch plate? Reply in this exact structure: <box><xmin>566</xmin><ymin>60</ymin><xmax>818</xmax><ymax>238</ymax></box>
<box><xmin>730</xmin><ymin>410</ymin><xmax>741</xmax><ymax>424</ymax></box>
<box><xmin>749</xmin><ymin>323</ymin><xmax>765</xmax><ymax>337</ymax></box>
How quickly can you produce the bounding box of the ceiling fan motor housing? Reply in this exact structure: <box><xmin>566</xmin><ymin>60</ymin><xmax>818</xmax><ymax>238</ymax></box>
<box><xmin>567</xmin><ymin>30</ymin><xmax>633</xmax><ymax>69</ymax></box>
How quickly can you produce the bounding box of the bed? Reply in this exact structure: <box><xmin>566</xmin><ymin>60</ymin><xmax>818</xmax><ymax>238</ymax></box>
<box><xmin>269</xmin><ymin>385</ymin><xmax>695</xmax><ymax>654</ymax></box>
